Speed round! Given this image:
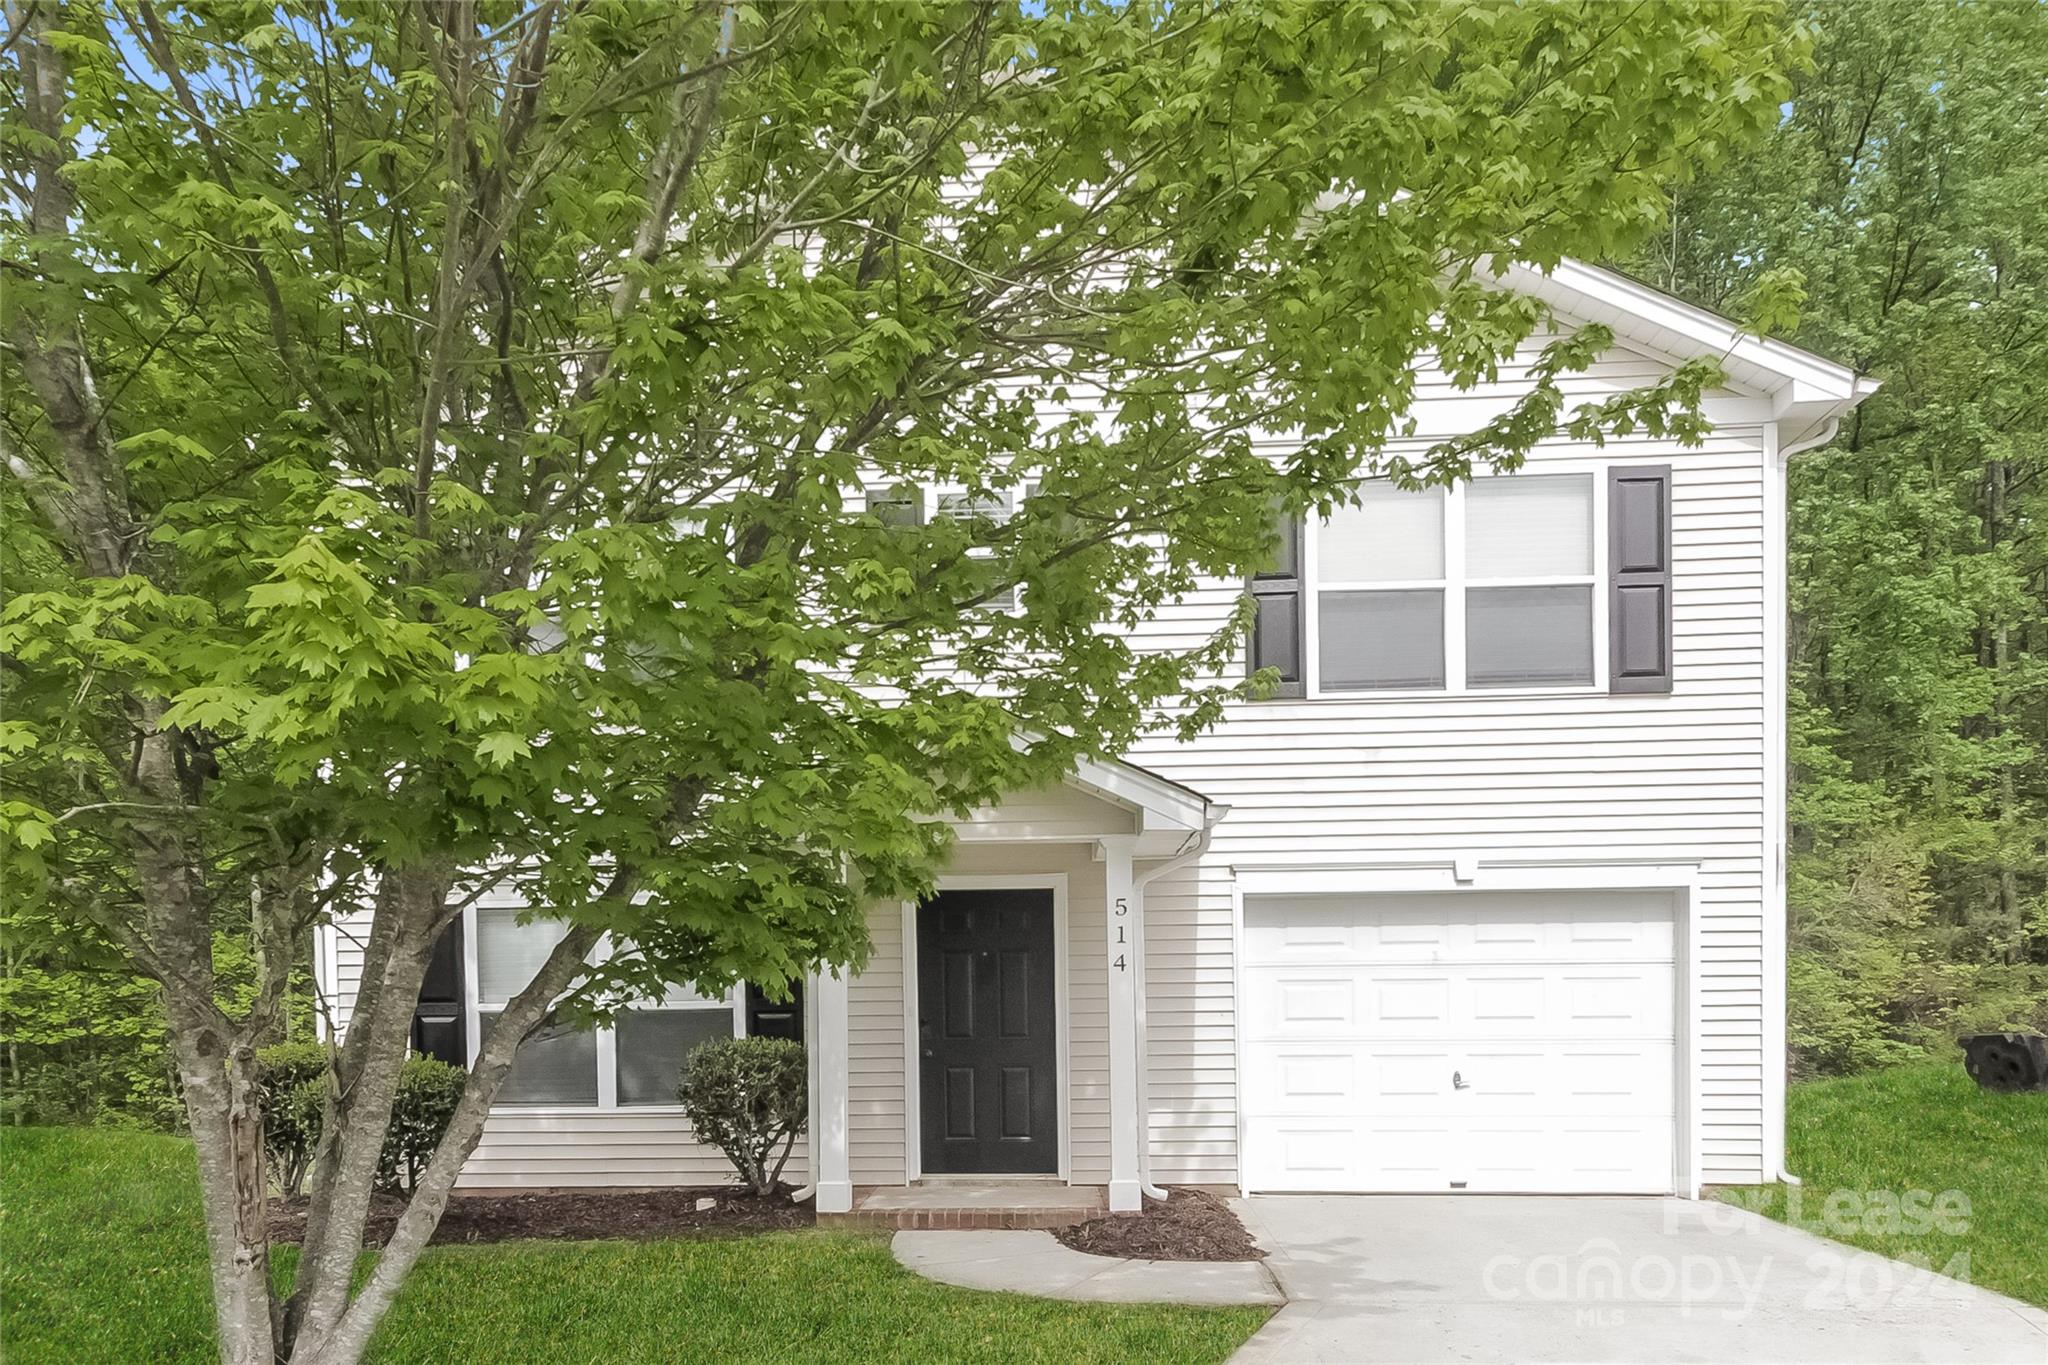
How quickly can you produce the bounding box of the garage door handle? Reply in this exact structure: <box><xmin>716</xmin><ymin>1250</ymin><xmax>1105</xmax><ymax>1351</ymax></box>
<box><xmin>1452</xmin><ymin>1070</ymin><xmax>1469</xmax><ymax>1090</ymax></box>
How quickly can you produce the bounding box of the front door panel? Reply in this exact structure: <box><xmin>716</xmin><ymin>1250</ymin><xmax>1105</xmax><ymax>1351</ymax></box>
<box><xmin>918</xmin><ymin>889</ymin><xmax>1059</xmax><ymax>1174</ymax></box>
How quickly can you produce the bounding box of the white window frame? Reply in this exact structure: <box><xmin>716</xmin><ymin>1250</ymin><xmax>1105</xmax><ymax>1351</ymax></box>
<box><xmin>1303</xmin><ymin>466</ymin><xmax>1609</xmax><ymax>698</ymax></box>
<box><xmin>933</xmin><ymin>484</ymin><xmax>1021</xmax><ymax>613</ymax></box>
<box><xmin>462</xmin><ymin>901</ymin><xmax>743</xmax><ymax>1116</ymax></box>
<box><xmin>862</xmin><ymin>478</ymin><xmax>1030</xmax><ymax>615</ymax></box>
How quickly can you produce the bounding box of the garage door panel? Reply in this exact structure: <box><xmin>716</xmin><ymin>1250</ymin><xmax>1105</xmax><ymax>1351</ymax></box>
<box><xmin>1464</xmin><ymin>973</ymin><xmax>1545</xmax><ymax>1026</ymax></box>
<box><xmin>1243</xmin><ymin>1047</ymin><xmax>1367</xmax><ymax>1116</ymax></box>
<box><xmin>1467</xmin><ymin>915</ymin><xmax>1546</xmax><ymax>955</ymax></box>
<box><xmin>1243</xmin><ymin>1044</ymin><xmax>1456</xmax><ymax>1116</ymax></box>
<box><xmin>1457</xmin><ymin>1046</ymin><xmax>1547</xmax><ymax>1105</ymax></box>
<box><xmin>1246</xmin><ymin>1116</ymin><xmax>1463</xmax><ymax>1191</ymax></box>
<box><xmin>1243</xmin><ymin>896</ymin><xmax>1453</xmax><ymax>964</ymax></box>
<box><xmin>1242</xmin><ymin>891</ymin><xmax>1679</xmax><ymax>1195</ymax></box>
<box><xmin>1371</xmin><ymin>976</ymin><xmax>1453</xmax><ymax>1032</ymax></box>
<box><xmin>1568</xmin><ymin>910</ymin><xmax>1673</xmax><ymax>956</ymax></box>
<box><xmin>1465</xmin><ymin>1120</ymin><xmax>1673</xmax><ymax>1193</ymax></box>
<box><xmin>1553</xmin><ymin>1044</ymin><xmax>1676</xmax><ymax>1113</ymax></box>
<box><xmin>1243</xmin><ymin>969</ymin><xmax>1360</xmax><ymax>1036</ymax></box>
<box><xmin>1561</xmin><ymin>970</ymin><xmax>1673</xmax><ymax>1032</ymax></box>
<box><xmin>1371</xmin><ymin>1050</ymin><xmax>1458</xmax><ymax>1106</ymax></box>
<box><xmin>1457</xmin><ymin>1045</ymin><xmax>1673</xmax><ymax>1118</ymax></box>
<box><xmin>1246</xmin><ymin>1119</ymin><xmax>1367</xmax><ymax>1187</ymax></box>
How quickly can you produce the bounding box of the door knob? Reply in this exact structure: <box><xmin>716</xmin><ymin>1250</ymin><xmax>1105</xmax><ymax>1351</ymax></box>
<box><xmin>1452</xmin><ymin>1070</ymin><xmax>1469</xmax><ymax>1090</ymax></box>
<box><xmin>922</xmin><ymin>1048</ymin><xmax>933</xmax><ymax>1058</ymax></box>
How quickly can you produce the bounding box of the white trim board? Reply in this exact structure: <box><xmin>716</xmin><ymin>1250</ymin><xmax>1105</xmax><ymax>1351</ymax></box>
<box><xmin>900</xmin><ymin>873</ymin><xmax>1073</xmax><ymax>1185</ymax></box>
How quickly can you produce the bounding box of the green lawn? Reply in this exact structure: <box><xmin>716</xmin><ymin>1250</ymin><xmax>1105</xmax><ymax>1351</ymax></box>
<box><xmin>0</xmin><ymin>1127</ymin><xmax>1268</xmax><ymax>1363</ymax></box>
<box><xmin>1722</xmin><ymin>1061</ymin><xmax>2048</xmax><ymax>1309</ymax></box>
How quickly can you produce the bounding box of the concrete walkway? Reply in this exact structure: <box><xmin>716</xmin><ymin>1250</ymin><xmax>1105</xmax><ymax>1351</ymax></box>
<box><xmin>1233</xmin><ymin>1195</ymin><xmax>2048</xmax><ymax>1364</ymax></box>
<box><xmin>892</xmin><ymin>1229</ymin><xmax>1286</xmax><ymax>1307</ymax></box>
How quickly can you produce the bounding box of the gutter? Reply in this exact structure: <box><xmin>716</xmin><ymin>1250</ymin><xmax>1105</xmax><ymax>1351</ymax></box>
<box><xmin>1779</xmin><ymin>376</ymin><xmax>1882</xmax><ymax>460</ymax></box>
<box><xmin>1129</xmin><ymin>804</ymin><xmax>1230</xmax><ymax>1202</ymax></box>
<box><xmin>1779</xmin><ymin>414</ymin><xmax>1843</xmax><ymax>461</ymax></box>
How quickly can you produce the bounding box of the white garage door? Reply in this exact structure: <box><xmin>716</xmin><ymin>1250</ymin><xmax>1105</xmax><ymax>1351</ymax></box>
<box><xmin>1242</xmin><ymin>890</ymin><xmax>1679</xmax><ymax>1194</ymax></box>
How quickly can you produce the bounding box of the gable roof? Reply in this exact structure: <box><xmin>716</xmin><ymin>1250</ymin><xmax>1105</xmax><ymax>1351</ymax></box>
<box><xmin>1492</xmin><ymin>257</ymin><xmax>1879</xmax><ymax>454</ymax></box>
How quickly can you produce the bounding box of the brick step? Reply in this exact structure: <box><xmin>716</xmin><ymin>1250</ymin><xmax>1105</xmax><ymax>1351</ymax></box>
<box><xmin>820</xmin><ymin>1205</ymin><xmax>1099</xmax><ymax>1231</ymax></box>
<box><xmin>825</xmin><ymin>1182</ymin><xmax>1108</xmax><ymax>1231</ymax></box>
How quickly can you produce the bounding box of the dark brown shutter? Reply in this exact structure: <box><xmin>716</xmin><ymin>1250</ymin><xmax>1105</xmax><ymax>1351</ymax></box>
<box><xmin>412</xmin><ymin>918</ymin><xmax>467</xmax><ymax>1066</ymax></box>
<box><xmin>1248</xmin><ymin>514</ymin><xmax>1304</xmax><ymax>698</ymax></box>
<box><xmin>744</xmin><ymin>979</ymin><xmax>804</xmax><ymax>1041</ymax></box>
<box><xmin>1609</xmin><ymin>465</ymin><xmax>1673</xmax><ymax>694</ymax></box>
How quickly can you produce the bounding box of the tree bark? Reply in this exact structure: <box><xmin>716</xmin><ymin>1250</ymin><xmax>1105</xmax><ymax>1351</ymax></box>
<box><xmin>167</xmin><ymin>999</ymin><xmax>276</xmax><ymax>1365</ymax></box>
<box><xmin>1987</xmin><ymin>458</ymin><xmax>2021</xmax><ymax>947</ymax></box>
<box><xmin>285</xmin><ymin>868</ymin><xmax>446</xmax><ymax>1354</ymax></box>
<box><xmin>295</xmin><ymin>920</ymin><xmax>604</xmax><ymax>1365</ymax></box>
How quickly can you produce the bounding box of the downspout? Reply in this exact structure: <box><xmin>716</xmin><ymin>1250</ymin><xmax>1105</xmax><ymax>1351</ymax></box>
<box><xmin>1768</xmin><ymin>387</ymin><xmax>1872</xmax><ymax>1188</ymax></box>
<box><xmin>1130</xmin><ymin>805</ymin><xmax>1229</xmax><ymax>1202</ymax></box>
<box><xmin>1778</xmin><ymin>414</ymin><xmax>1841</xmax><ymax>460</ymax></box>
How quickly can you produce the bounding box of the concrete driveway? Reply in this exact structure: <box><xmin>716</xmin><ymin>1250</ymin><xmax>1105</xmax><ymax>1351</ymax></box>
<box><xmin>1232</xmin><ymin>1195</ymin><xmax>2048</xmax><ymax>1364</ymax></box>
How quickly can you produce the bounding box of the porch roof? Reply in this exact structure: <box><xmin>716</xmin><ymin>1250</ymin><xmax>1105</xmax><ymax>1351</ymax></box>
<box><xmin>951</xmin><ymin>752</ymin><xmax>1220</xmax><ymax>860</ymax></box>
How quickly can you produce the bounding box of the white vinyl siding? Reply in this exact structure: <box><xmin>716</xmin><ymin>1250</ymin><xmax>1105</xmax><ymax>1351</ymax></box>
<box><xmin>1128</xmin><ymin>416</ymin><xmax>1776</xmax><ymax>1187</ymax></box>
<box><xmin>316</xmin><ymin>318</ymin><xmax>1789</xmax><ymax>1193</ymax></box>
<box><xmin>460</xmin><ymin>1109</ymin><xmax>803</xmax><ymax>1189</ymax></box>
<box><xmin>1138</xmin><ymin>864</ymin><xmax>1242</xmax><ymax>1185</ymax></box>
<box><xmin>318</xmin><ymin>901</ymin><xmax>374</xmax><ymax>1041</ymax></box>
<box><xmin>317</xmin><ymin>887</ymin><xmax>796</xmax><ymax>1190</ymax></box>
<box><xmin>857</xmin><ymin>840</ymin><xmax>1114</xmax><ymax>1185</ymax></box>
<box><xmin>848</xmin><ymin>899</ymin><xmax>907</xmax><ymax>1185</ymax></box>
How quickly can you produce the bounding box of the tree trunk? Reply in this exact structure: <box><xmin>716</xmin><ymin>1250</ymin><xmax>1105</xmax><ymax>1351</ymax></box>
<box><xmin>285</xmin><ymin>869</ymin><xmax>445</xmax><ymax>1355</ymax></box>
<box><xmin>168</xmin><ymin>1002</ymin><xmax>277</xmax><ymax>1365</ymax></box>
<box><xmin>4</xmin><ymin>941</ymin><xmax>20</xmax><ymax>1123</ymax></box>
<box><xmin>1987</xmin><ymin>458</ymin><xmax>2021</xmax><ymax>951</ymax></box>
<box><xmin>294</xmin><ymin>921</ymin><xmax>605</xmax><ymax>1365</ymax></box>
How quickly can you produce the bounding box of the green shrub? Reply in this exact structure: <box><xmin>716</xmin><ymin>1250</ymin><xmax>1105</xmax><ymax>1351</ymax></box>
<box><xmin>255</xmin><ymin>1041</ymin><xmax>331</xmax><ymax>1196</ymax></box>
<box><xmin>378</xmin><ymin>1055</ymin><xmax>468</xmax><ymax>1194</ymax></box>
<box><xmin>254</xmin><ymin>1043</ymin><xmax>466</xmax><ymax>1196</ymax></box>
<box><xmin>676</xmin><ymin>1037</ymin><xmax>806</xmax><ymax>1195</ymax></box>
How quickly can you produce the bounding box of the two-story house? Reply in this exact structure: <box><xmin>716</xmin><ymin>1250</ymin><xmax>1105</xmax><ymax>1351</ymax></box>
<box><xmin>316</xmin><ymin>257</ymin><xmax>1875</xmax><ymax>1218</ymax></box>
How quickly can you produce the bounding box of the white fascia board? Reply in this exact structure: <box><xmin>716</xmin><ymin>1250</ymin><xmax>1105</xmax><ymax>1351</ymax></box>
<box><xmin>1065</xmin><ymin>752</ymin><xmax>1212</xmax><ymax>836</ymax></box>
<box><xmin>1495</xmin><ymin>258</ymin><xmax>1866</xmax><ymax>399</ymax></box>
<box><xmin>1001</xmin><ymin>731</ymin><xmax>1215</xmax><ymax>836</ymax></box>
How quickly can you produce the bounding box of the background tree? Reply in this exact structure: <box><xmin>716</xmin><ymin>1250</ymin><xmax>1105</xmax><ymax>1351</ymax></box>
<box><xmin>1624</xmin><ymin>0</ymin><xmax>2047</xmax><ymax>1076</ymax></box>
<box><xmin>4</xmin><ymin>2</ymin><xmax>1796</xmax><ymax>1360</ymax></box>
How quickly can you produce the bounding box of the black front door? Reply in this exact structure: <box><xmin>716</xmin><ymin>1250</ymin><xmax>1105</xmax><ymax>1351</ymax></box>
<box><xmin>918</xmin><ymin>889</ymin><xmax>1060</xmax><ymax>1174</ymax></box>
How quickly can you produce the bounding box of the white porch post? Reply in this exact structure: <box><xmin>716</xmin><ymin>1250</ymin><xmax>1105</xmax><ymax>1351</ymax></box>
<box><xmin>813</xmin><ymin>966</ymin><xmax>853</xmax><ymax>1214</ymax></box>
<box><xmin>1098</xmin><ymin>835</ymin><xmax>1142</xmax><ymax>1212</ymax></box>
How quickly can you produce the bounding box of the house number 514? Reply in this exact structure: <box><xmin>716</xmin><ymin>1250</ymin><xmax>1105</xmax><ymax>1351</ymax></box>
<box><xmin>1113</xmin><ymin>897</ymin><xmax>1129</xmax><ymax>970</ymax></box>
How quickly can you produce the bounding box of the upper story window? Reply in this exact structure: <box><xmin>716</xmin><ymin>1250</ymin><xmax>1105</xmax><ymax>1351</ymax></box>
<box><xmin>865</xmin><ymin>481</ymin><xmax>1024</xmax><ymax>612</ymax></box>
<box><xmin>1253</xmin><ymin>466</ymin><xmax>1672</xmax><ymax>698</ymax></box>
<box><xmin>935</xmin><ymin>489</ymin><xmax>1018</xmax><ymax>612</ymax></box>
<box><xmin>469</xmin><ymin>905</ymin><xmax>803</xmax><ymax>1111</ymax></box>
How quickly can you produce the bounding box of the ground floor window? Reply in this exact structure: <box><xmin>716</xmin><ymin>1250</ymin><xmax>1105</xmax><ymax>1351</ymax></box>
<box><xmin>468</xmin><ymin>904</ymin><xmax>805</xmax><ymax>1110</ymax></box>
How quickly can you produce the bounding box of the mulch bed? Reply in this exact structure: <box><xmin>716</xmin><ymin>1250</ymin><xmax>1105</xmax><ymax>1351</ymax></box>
<box><xmin>267</xmin><ymin>1185</ymin><xmax>812</xmax><ymax>1249</ymax></box>
<box><xmin>1051</xmin><ymin>1186</ymin><xmax>1266</xmax><ymax>1262</ymax></box>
